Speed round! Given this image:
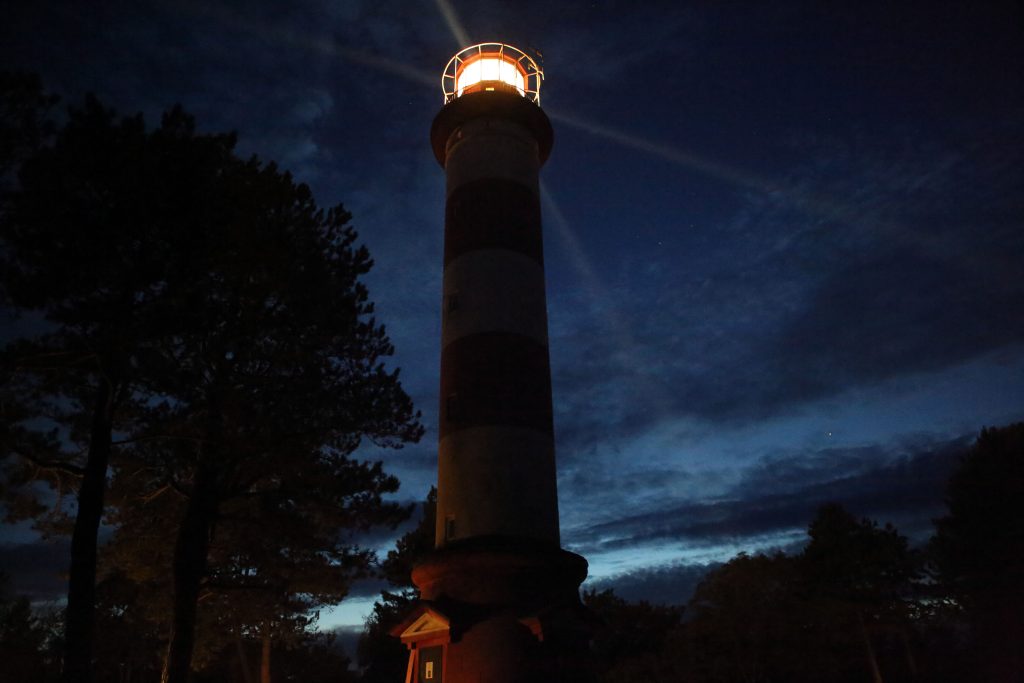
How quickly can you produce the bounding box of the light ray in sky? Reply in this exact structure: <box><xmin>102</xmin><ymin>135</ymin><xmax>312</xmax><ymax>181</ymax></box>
<box><xmin>542</xmin><ymin>181</ymin><xmax>676</xmax><ymax>417</ymax></box>
<box><xmin>547</xmin><ymin>108</ymin><xmax>1000</xmax><ymax>277</ymax></box>
<box><xmin>540</xmin><ymin>181</ymin><xmax>603</xmax><ymax>300</ymax></box>
<box><xmin>332</xmin><ymin>46</ymin><xmax>436</xmax><ymax>88</ymax></box>
<box><xmin>433</xmin><ymin>0</ymin><xmax>472</xmax><ymax>48</ymax></box>
<box><xmin>548</xmin><ymin>109</ymin><xmax>773</xmax><ymax>193</ymax></box>
<box><xmin>168</xmin><ymin>1</ymin><xmax>437</xmax><ymax>88</ymax></box>
<box><xmin>548</xmin><ymin>107</ymin><xmax>861</xmax><ymax>229</ymax></box>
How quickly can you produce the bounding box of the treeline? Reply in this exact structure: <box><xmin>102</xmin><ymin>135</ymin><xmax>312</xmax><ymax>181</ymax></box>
<box><xmin>349</xmin><ymin>424</ymin><xmax>1022</xmax><ymax>683</ymax></box>
<box><xmin>1</xmin><ymin>72</ymin><xmax>422</xmax><ymax>683</ymax></box>
<box><xmin>582</xmin><ymin>423</ymin><xmax>1023</xmax><ymax>683</ymax></box>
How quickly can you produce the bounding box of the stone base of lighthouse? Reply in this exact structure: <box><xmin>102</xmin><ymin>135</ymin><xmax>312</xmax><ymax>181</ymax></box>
<box><xmin>393</xmin><ymin>537</ymin><xmax>595</xmax><ymax>683</ymax></box>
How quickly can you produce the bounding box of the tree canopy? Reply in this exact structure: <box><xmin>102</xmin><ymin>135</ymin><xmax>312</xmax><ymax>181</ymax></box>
<box><xmin>2</xmin><ymin>83</ymin><xmax>422</xmax><ymax>683</ymax></box>
<box><xmin>930</xmin><ymin>422</ymin><xmax>1024</xmax><ymax>681</ymax></box>
<box><xmin>357</xmin><ymin>487</ymin><xmax>435</xmax><ymax>683</ymax></box>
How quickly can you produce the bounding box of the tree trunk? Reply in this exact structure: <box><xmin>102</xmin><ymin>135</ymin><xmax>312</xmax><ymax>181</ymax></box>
<box><xmin>899</xmin><ymin>627</ymin><xmax>918</xmax><ymax>679</ymax></box>
<box><xmin>858</xmin><ymin>611</ymin><xmax>884</xmax><ymax>683</ymax></box>
<box><xmin>161</xmin><ymin>465</ymin><xmax>219</xmax><ymax>683</ymax></box>
<box><xmin>260</xmin><ymin>633</ymin><xmax>272</xmax><ymax>683</ymax></box>
<box><xmin>235</xmin><ymin>639</ymin><xmax>254</xmax><ymax>683</ymax></box>
<box><xmin>62</xmin><ymin>374</ymin><xmax>117</xmax><ymax>683</ymax></box>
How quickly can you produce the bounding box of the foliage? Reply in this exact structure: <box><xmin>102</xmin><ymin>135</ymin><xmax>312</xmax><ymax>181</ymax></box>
<box><xmin>0</xmin><ymin>71</ymin><xmax>57</xmax><ymax>192</ymax></box>
<box><xmin>798</xmin><ymin>504</ymin><xmax>920</xmax><ymax>683</ymax></box>
<box><xmin>803</xmin><ymin>503</ymin><xmax>919</xmax><ymax>610</ymax></box>
<box><xmin>0</xmin><ymin>575</ymin><xmax>62</xmax><ymax>683</ymax></box>
<box><xmin>601</xmin><ymin>504</ymin><xmax>924</xmax><ymax>683</ymax></box>
<box><xmin>684</xmin><ymin>552</ymin><xmax>810</xmax><ymax>682</ymax></box>
<box><xmin>186</xmin><ymin>630</ymin><xmax>358</xmax><ymax>683</ymax></box>
<box><xmin>583</xmin><ymin>588</ymin><xmax>683</xmax><ymax>683</ymax></box>
<box><xmin>380</xmin><ymin>487</ymin><xmax>436</xmax><ymax>588</ymax></box>
<box><xmin>931</xmin><ymin>423</ymin><xmax>1024</xmax><ymax>602</ymax></box>
<box><xmin>357</xmin><ymin>591</ymin><xmax>418</xmax><ymax>683</ymax></box>
<box><xmin>100</xmin><ymin>109</ymin><xmax>422</xmax><ymax>682</ymax></box>
<box><xmin>266</xmin><ymin>632</ymin><xmax>359</xmax><ymax>683</ymax></box>
<box><xmin>353</xmin><ymin>424</ymin><xmax>1015</xmax><ymax>683</ymax></box>
<box><xmin>929</xmin><ymin>422</ymin><xmax>1024</xmax><ymax>681</ymax></box>
<box><xmin>357</xmin><ymin>487</ymin><xmax>435</xmax><ymax>683</ymax></box>
<box><xmin>0</xmin><ymin>88</ymin><xmax>216</xmax><ymax>683</ymax></box>
<box><xmin>91</xmin><ymin>571</ymin><xmax>165</xmax><ymax>683</ymax></box>
<box><xmin>3</xmin><ymin>83</ymin><xmax>423</xmax><ymax>683</ymax></box>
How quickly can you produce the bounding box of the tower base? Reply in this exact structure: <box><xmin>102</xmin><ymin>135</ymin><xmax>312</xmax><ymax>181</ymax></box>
<box><xmin>394</xmin><ymin>537</ymin><xmax>595</xmax><ymax>683</ymax></box>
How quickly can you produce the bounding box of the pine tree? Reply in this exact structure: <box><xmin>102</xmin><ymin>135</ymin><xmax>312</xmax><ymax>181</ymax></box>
<box><xmin>357</xmin><ymin>487</ymin><xmax>435</xmax><ymax>683</ymax></box>
<box><xmin>2</xmin><ymin>93</ymin><xmax>241</xmax><ymax>683</ymax></box>
<box><xmin>3</xmin><ymin>90</ymin><xmax>423</xmax><ymax>683</ymax></box>
<box><xmin>930</xmin><ymin>423</ymin><xmax>1024</xmax><ymax>680</ymax></box>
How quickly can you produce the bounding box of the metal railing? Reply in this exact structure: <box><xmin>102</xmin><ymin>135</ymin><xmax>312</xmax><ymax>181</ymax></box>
<box><xmin>441</xmin><ymin>43</ymin><xmax>544</xmax><ymax>105</ymax></box>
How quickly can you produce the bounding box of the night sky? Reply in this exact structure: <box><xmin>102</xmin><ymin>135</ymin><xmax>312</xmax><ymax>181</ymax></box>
<box><xmin>2</xmin><ymin>0</ymin><xmax>1023</xmax><ymax>633</ymax></box>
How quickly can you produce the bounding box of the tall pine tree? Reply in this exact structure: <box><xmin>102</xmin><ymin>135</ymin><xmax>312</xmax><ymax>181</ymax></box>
<box><xmin>2</xmin><ymin>94</ymin><xmax>243</xmax><ymax>683</ymax></box>
<box><xmin>2</xmin><ymin>91</ymin><xmax>423</xmax><ymax>683</ymax></box>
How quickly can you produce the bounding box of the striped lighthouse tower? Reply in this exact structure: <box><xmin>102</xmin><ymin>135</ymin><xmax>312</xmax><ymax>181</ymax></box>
<box><xmin>434</xmin><ymin>47</ymin><xmax>558</xmax><ymax>549</ymax></box>
<box><xmin>393</xmin><ymin>44</ymin><xmax>593</xmax><ymax>683</ymax></box>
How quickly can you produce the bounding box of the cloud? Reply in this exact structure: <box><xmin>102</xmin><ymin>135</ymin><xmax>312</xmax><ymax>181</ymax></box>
<box><xmin>586</xmin><ymin>560</ymin><xmax>720</xmax><ymax>607</ymax></box>
<box><xmin>545</xmin><ymin>127</ymin><xmax>1024</xmax><ymax>461</ymax></box>
<box><xmin>565</xmin><ymin>431</ymin><xmax>971</xmax><ymax>557</ymax></box>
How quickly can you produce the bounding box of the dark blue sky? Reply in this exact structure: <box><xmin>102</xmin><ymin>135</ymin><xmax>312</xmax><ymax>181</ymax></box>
<box><xmin>2</xmin><ymin>0</ymin><xmax>1023</xmax><ymax>628</ymax></box>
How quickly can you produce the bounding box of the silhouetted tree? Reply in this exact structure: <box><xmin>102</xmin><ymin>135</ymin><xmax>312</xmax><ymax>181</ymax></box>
<box><xmin>674</xmin><ymin>506</ymin><xmax>920</xmax><ymax>683</ymax></box>
<box><xmin>108</xmin><ymin>168</ymin><xmax>419</xmax><ymax>681</ymax></box>
<box><xmin>115</xmin><ymin>145</ymin><xmax>420</xmax><ymax>683</ymax></box>
<box><xmin>3</xmin><ymin>92</ymin><xmax>423</xmax><ymax>683</ymax></box>
<box><xmin>261</xmin><ymin>632</ymin><xmax>357</xmax><ymax>683</ymax></box>
<box><xmin>357</xmin><ymin>487</ymin><xmax>435</xmax><ymax>683</ymax></box>
<box><xmin>189</xmin><ymin>630</ymin><xmax>357</xmax><ymax>683</ymax></box>
<box><xmin>583</xmin><ymin>588</ymin><xmax>683</xmax><ymax>683</ymax></box>
<box><xmin>92</xmin><ymin>570</ymin><xmax>165</xmax><ymax>683</ymax></box>
<box><xmin>930</xmin><ymin>423</ymin><xmax>1024</xmax><ymax>681</ymax></box>
<box><xmin>1</xmin><ymin>93</ymin><xmax>242</xmax><ymax>683</ymax></box>
<box><xmin>681</xmin><ymin>552</ymin><xmax>811</xmax><ymax>683</ymax></box>
<box><xmin>380</xmin><ymin>487</ymin><xmax>437</xmax><ymax>588</ymax></box>
<box><xmin>0</xmin><ymin>71</ymin><xmax>56</xmax><ymax>191</ymax></box>
<box><xmin>0</xmin><ymin>574</ymin><xmax>62</xmax><ymax>682</ymax></box>
<box><xmin>799</xmin><ymin>503</ymin><xmax>920</xmax><ymax>683</ymax></box>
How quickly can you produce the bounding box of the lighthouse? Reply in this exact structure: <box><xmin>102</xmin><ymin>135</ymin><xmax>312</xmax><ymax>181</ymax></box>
<box><xmin>392</xmin><ymin>43</ymin><xmax>592</xmax><ymax>683</ymax></box>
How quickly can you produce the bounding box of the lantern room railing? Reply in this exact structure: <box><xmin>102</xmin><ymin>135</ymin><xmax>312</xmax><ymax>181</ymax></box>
<box><xmin>442</xmin><ymin>43</ymin><xmax>544</xmax><ymax>105</ymax></box>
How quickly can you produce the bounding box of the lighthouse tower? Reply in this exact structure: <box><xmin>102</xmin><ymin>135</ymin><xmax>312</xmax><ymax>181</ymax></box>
<box><xmin>392</xmin><ymin>44</ymin><xmax>592</xmax><ymax>683</ymax></box>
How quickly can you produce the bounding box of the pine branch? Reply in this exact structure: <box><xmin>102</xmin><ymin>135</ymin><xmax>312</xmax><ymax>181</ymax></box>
<box><xmin>14</xmin><ymin>448</ymin><xmax>85</xmax><ymax>476</ymax></box>
<box><xmin>110</xmin><ymin>433</ymin><xmax>205</xmax><ymax>447</ymax></box>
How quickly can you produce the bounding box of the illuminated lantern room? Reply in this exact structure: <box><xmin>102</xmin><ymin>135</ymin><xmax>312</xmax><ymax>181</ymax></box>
<box><xmin>441</xmin><ymin>43</ymin><xmax>543</xmax><ymax>104</ymax></box>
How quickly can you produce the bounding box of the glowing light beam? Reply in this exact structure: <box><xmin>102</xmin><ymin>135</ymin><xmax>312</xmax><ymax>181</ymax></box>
<box><xmin>541</xmin><ymin>181</ymin><xmax>677</xmax><ymax>418</ymax></box>
<box><xmin>434</xmin><ymin>0</ymin><xmax>472</xmax><ymax>48</ymax></box>
<box><xmin>164</xmin><ymin>1</ymin><xmax>437</xmax><ymax>89</ymax></box>
<box><xmin>547</xmin><ymin>109</ymin><xmax>773</xmax><ymax>194</ymax></box>
<box><xmin>546</xmin><ymin>108</ymin><xmax>992</xmax><ymax>278</ymax></box>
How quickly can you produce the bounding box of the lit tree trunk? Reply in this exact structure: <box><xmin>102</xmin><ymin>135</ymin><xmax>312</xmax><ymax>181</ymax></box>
<box><xmin>858</xmin><ymin>611</ymin><xmax>884</xmax><ymax>683</ymax></box>
<box><xmin>260</xmin><ymin>632</ymin><xmax>272</xmax><ymax>683</ymax></box>
<box><xmin>62</xmin><ymin>371</ymin><xmax>118</xmax><ymax>683</ymax></box>
<box><xmin>236</xmin><ymin>639</ymin><xmax>254</xmax><ymax>683</ymax></box>
<box><xmin>161</xmin><ymin>463</ymin><xmax>219</xmax><ymax>683</ymax></box>
<box><xmin>899</xmin><ymin>627</ymin><xmax>918</xmax><ymax>679</ymax></box>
